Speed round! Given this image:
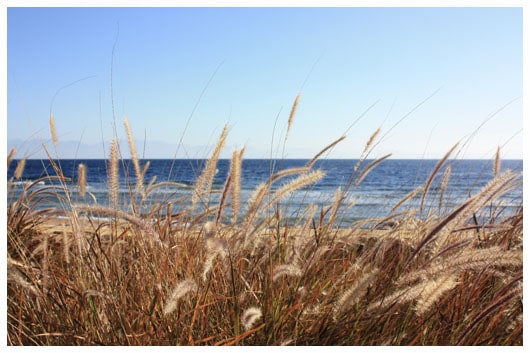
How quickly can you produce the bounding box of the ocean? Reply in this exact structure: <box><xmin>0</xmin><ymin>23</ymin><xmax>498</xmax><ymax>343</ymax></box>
<box><xmin>7</xmin><ymin>159</ymin><xmax>523</xmax><ymax>225</ymax></box>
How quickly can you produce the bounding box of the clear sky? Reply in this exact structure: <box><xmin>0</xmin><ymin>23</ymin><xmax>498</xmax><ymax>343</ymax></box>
<box><xmin>6</xmin><ymin>3</ymin><xmax>524</xmax><ymax>159</ymax></box>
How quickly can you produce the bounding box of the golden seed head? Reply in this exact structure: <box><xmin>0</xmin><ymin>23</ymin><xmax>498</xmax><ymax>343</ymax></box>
<box><xmin>14</xmin><ymin>158</ymin><xmax>26</xmax><ymax>180</ymax></box>
<box><xmin>203</xmin><ymin>221</ymin><xmax>216</xmax><ymax>238</ymax></box>
<box><xmin>241</xmin><ymin>307</ymin><xmax>262</xmax><ymax>331</ymax></box>
<box><xmin>78</xmin><ymin>163</ymin><xmax>87</xmax><ymax>198</ymax></box>
<box><xmin>49</xmin><ymin>114</ymin><xmax>58</xmax><ymax>147</ymax></box>
<box><xmin>7</xmin><ymin>148</ymin><xmax>16</xmax><ymax>169</ymax></box>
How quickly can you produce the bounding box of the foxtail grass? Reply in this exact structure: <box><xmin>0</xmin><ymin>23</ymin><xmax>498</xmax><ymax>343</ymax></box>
<box><xmin>7</xmin><ymin>148</ymin><xmax>16</xmax><ymax>168</ymax></box>
<box><xmin>49</xmin><ymin>114</ymin><xmax>58</xmax><ymax>147</ymax></box>
<box><xmin>14</xmin><ymin>158</ymin><xmax>26</xmax><ymax>180</ymax></box>
<box><xmin>78</xmin><ymin>163</ymin><xmax>87</xmax><ymax>198</ymax></box>
<box><xmin>123</xmin><ymin>118</ymin><xmax>144</xmax><ymax>192</ymax></box>
<box><xmin>286</xmin><ymin>93</ymin><xmax>300</xmax><ymax>141</ymax></box>
<box><xmin>191</xmin><ymin>123</ymin><xmax>228</xmax><ymax>211</ymax></box>
<box><xmin>7</xmin><ymin>104</ymin><xmax>522</xmax><ymax>346</ymax></box>
<box><xmin>108</xmin><ymin>139</ymin><xmax>119</xmax><ymax>210</ymax></box>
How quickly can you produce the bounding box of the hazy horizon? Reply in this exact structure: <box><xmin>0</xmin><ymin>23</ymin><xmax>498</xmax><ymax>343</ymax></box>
<box><xmin>6</xmin><ymin>137</ymin><xmax>524</xmax><ymax>161</ymax></box>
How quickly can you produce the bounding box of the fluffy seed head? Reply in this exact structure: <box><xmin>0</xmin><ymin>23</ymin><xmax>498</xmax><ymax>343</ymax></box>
<box><xmin>108</xmin><ymin>139</ymin><xmax>119</xmax><ymax>209</ymax></box>
<box><xmin>202</xmin><ymin>237</ymin><xmax>228</xmax><ymax>281</ymax></box>
<box><xmin>78</xmin><ymin>163</ymin><xmax>87</xmax><ymax>198</ymax></box>
<box><xmin>333</xmin><ymin>267</ymin><xmax>378</xmax><ymax>320</ymax></box>
<box><xmin>364</xmin><ymin>127</ymin><xmax>381</xmax><ymax>153</ymax></box>
<box><xmin>271</xmin><ymin>170</ymin><xmax>325</xmax><ymax>205</ymax></box>
<box><xmin>203</xmin><ymin>221</ymin><xmax>216</xmax><ymax>238</ymax></box>
<box><xmin>49</xmin><ymin>114</ymin><xmax>58</xmax><ymax>147</ymax></box>
<box><xmin>241</xmin><ymin>306</ymin><xmax>262</xmax><ymax>331</ymax></box>
<box><xmin>273</xmin><ymin>264</ymin><xmax>302</xmax><ymax>282</ymax></box>
<box><xmin>231</xmin><ymin>147</ymin><xmax>245</xmax><ymax>224</ymax></box>
<box><xmin>7</xmin><ymin>148</ymin><xmax>16</xmax><ymax>169</ymax></box>
<box><xmin>494</xmin><ymin>146</ymin><xmax>501</xmax><ymax>178</ymax></box>
<box><xmin>191</xmin><ymin>123</ymin><xmax>228</xmax><ymax>208</ymax></box>
<box><xmin>14</xmin><ymin>158</ymin><xmax>26</xmax><ymax>180</ymax></box>
<box><xmin>123</xmin><ymin>118</ymin><xmax>143</xmax><ymax>191</ymax></box>
<box><xmin>415</xmin><ymin>274</ymin><xmax>459</xmax><ymax>316</ymax></box>
<box><xmin>286</xmin><ymin>93</ymin><xmax>300</xmax><ymax>140</ymax></box>
<box><xmin>163</xmin><ymin>279</ymin><xmax>198</xmax><ymax>316</ymax></box>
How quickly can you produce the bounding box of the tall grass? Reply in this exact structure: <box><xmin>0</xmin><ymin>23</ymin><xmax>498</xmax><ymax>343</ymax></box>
<box><xmin>6</xmin><ymin>107</ymin><xmax>522</xmax><ymax>345</ymax></box>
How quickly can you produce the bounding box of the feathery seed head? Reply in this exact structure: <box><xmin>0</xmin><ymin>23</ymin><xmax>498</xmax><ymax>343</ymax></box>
<box><xmin>78</xmin><ymin>164</ymin><xmax>86</xmax><ymax>198</ymax></box>
<box><xmin>286</xmin><ymin>93</ymin><xmax>300</xmax><ymax>139</ymax></box>
<box><xmin>163</xmin><ymin>279</ymin><xmax>197</xmax><ymax>316</ymax></box>
<box><xmin>14</xmin><ymin>158</ymin><xmax>26</xmax><ymax>180</ymax></box>
<box><xmin>333</xmin><ymin>267</ymin><xmax>378</xmax><ymax>321</ymax></box>
<box><xmin>271</xmin><ymin>169</ymin><xmax>325</xmax><ymax>205</ymax></box>
<box><xmin>7</xmin><ymin>148</ymin><xmax>16</xmax><ymax>169</ymax></box>
<box><xmin>241</xmin><ymin>306</ymin><xmax>263</xmax><ymax>331</ymax></box>
<box><xmin>365</xmin><ymin>127</ymin><xmax>381</xmax><ymax>152</ymax></box>
<box><xmin>191</xmin><ymin>123</ymin><xmax>229</xmax><ymax>209</ymax></box>
<box><xmin>202</xmin><ymin>237</ymin><xmax>229</xmax><ymax>281</ymax></box>
<box><xmin>203</xmin><ymin>221</ymin><xmax>216</xmax><ymax>238</ymax></box>
<box><xmin>494</xmin><ymin>146</ymin><xmax>501</xmax><ymax>178</ymax></box>
<box><xmin>123</xmin><ymin>118</ymin><xmax>144</xmax><ymax>191</ymax></box>
<box><xmin>415</xmin><ymin>274</ymin><xmax>459</xmax><ymax>316</ymax></box>
<box><xmin>108</xmin><ymin>139</ymin><xmax>119</xmax><ymax>209</ymax></box>
<box><xmin>231</xmin><ymin>147</ymin><xmax>245</xmax><ymax>224</ymax></box>
<box><xmin>273</xmin><ymin>264</ymin><xmax>303</xmax><ymax>282</ymax></box>
<box><xmin>49</xmin><ymin>114</ymin><xmax>58</xmax><ymax>147</ymax></box>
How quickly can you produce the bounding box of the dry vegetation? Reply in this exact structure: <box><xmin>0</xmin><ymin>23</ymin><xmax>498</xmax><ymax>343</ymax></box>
<box><xmin>7</xmin><ymin>98</ymin><xmax>523</xmax><ymax>345</ymax></box>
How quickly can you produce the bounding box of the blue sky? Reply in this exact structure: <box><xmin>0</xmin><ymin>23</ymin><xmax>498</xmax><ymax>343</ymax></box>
<box><xmin>6</xmin><ymin>5</ymin><xmax>523</xmax><ymax>159</ymax></box>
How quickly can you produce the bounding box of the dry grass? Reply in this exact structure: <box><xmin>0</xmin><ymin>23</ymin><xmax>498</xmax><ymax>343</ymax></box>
<box><xmin>7</xmin><ymin>113</ymin><xmax>522</xmax><ymax>346</ymax></box>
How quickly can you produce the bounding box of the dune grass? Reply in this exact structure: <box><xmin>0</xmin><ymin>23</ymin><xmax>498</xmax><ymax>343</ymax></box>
<box><xmin>6</xmin><ymin>104</ymin><xmax>523</xmax><ymax>346</ymax></box>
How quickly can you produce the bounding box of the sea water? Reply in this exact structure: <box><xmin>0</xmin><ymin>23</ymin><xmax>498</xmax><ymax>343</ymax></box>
<box><xmin>7</xmin><ymin>159</ymin><xmax>523</xmax><ymax>225</ymax></box>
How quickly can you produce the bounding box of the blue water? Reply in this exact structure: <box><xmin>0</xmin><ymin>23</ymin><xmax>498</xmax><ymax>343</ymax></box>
<box><xmin>7</xmin><ymin>159</ymin><xmax>523</xmax><ymax>224</ymax></box>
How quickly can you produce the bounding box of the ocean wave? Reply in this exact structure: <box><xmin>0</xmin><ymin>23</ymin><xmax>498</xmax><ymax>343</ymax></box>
<box><xmin>10</xmin><ymin>180</ymin><xmax>46</xmax><ymax>186</ymax></box>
